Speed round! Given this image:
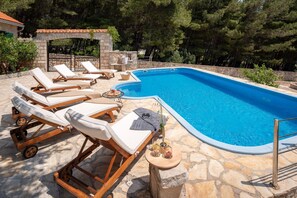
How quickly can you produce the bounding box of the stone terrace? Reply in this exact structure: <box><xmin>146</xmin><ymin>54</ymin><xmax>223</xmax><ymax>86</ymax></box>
<box><xmin>1</xmin><ymin>70</ymin><xmax>297</xmax><ymax>198</ymax></box>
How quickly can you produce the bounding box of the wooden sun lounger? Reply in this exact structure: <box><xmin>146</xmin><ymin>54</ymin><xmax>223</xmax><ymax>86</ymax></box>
<box><xmin>10</xmin><ymin>96</ymin><xmax>119</xmax><ymax>159</ymax></box>
<box><xmin>30</xmin><ymin>67</ymin><xmax>90</xmax><ymax>93</ymax></box>
<box><xmin>53</xmin><ymin>64</ymin><xmax>100</xmax><ymax>85</ymax></box>
<box><xmin>81</xmin><ymin>61</ymin><xmax>117</xmax><ymax>79</ymax></box>
<box><xmin>54</xmin><ymin>109</ymin><xmax>156</xmax><ymax>197</ymax></box>
<box><xmin>12</xmin><ymin>81</ymin><xmax>101</xmax><ymax>126</ymax></box>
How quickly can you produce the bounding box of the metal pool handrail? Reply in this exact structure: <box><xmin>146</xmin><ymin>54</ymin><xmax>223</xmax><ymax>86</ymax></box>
<box><xmin>272</xmin><ymin>117</ymin><xmax>297</xmax><ymax>189</ymax></box>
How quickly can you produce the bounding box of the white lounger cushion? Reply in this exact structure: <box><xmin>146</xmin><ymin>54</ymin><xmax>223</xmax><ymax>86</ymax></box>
<box><xmin>13</xmin><ymin>82</ymin><xmax>49</xmax><ymax>106</ymax></box>
<box><xmin>42</xmin><ymin>89</ymin><xmax>96</xmax><ymax>106</ymax></box>
<box><xmin>12</xmin><ymin>82</ymin><xmax>88</xmax><ymax>106</ymax></box>
<box><xmin>54</xmin><ymin>64</ymin><xmax>100</xmax><ymax>80</ymax></box>
<box><xmin>46</xmin><ymin>96</ymin><xmax>81</xmax><ymax>106</ymax></box>
<box><xmin>81</xmin><ymin>61</ymin><xmax>117</xmax><ymax>73</ymax></box>
<box><xmin>11</xmin><ymin>96</ymin><xmax>118</xmax><ymax>128</ymax></box>
<box><xmin>11</xmin><ymin>96</ymin><xmax>67</xmax><ymax>126</ymax></box>
<box><xmin>55</xmin><ymin>102</ymin><xmax>117</xmax><ymax>124</ymax></box>
<box><xmin>110</xmin><ymin>111</ymin><xmax>151</xmax><ymax>154</ymax></box>
<box><xmin>54</xmin><ymin>64</ymin><xmax>76</xmax><ymax>78</ymax></box>
<box><xmin>64</xmin><ymin>109</ymin><xmax>151</xmax><ymax>155</ymax></box>
<box><xmin>65</xmin><ymin>109</ymin><xmax>112</xmax><ymax>141</ymax></box>
<box><xmin>30</xmin><ymin>67</ymin><xmax>76</xmax><ymax>90</ymax></box>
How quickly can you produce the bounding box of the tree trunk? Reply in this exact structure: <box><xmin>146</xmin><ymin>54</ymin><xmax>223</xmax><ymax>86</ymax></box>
<box><xmin>0</xmin><ymin>63</ymin><xmax>7</xmax><ymax>74</ymax></box>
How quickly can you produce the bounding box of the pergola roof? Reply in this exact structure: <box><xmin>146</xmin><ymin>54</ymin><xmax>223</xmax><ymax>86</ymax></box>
<box><xmin>36</xmin><ymin>29</ymin><xmax>108</xmax><ymax>33</ymax></box>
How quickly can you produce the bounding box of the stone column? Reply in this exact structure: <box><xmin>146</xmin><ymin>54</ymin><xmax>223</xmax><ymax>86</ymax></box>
<box><xmin>33</xmin><ymin>40</ymin><xmax>48</xmax><ymax>71</ymax></box>
<box><xmin>149</xmin><ymin>163</ymin><xmax>188</xmax><ymax>198</ymax></box>
<box><xmin>99</xmin><ymin>35</ymin><xmax>113</xmax><ymax>69</ymax></box>
<box><xmin>71</xmin><ymin>54</ymin><xmax>75</xmax><ymax>71</ymax></box>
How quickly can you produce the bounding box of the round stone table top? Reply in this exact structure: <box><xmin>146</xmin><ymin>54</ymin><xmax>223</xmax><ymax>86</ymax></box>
<box><xmin>145</xmin><ymin>145</ymin><xmax>181</xmax><ymax>169</ymax></box>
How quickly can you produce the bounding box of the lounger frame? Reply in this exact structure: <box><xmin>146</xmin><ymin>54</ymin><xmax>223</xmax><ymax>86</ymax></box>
<box><xmin>81</xmin><ymin>61</ymin><xmax>115</xmax><ymax>79</ymax></box>
<box><xmin>32</xmin><ymin>75</ymin><xmax>82</xmax><ymax>93</ymax></box>
<box><xmin>54</xmin><ymin>131</ymin><xmax>155</xmax><ymax>197</ymax></box>
<box><xmin>82</xmin><ymin>70</ymin><xmax>114</xmax><ymax>79</ymax></box>
<box><xmin>53</xmin><ymin>75</ymin><xmax>97</xmax><ymax>85</ymax></box>
<box><xmin>21</xmin><ymin>92</ymin><xmax>91</xmax><ymax>110</ymax></box>
<box><xmin>53</xmin><ymin>64</ymin><xmax>98</xmax><ymax>84</ymax></box>
<box><xmin>10</xmin><ymin>107</ymin><xmax>119</xmax><ymax>159</ymax></box>
<box><xmin>12</xmin><ymin>90</ymin><xmax>93</xmax><ymax>126</ymax></box>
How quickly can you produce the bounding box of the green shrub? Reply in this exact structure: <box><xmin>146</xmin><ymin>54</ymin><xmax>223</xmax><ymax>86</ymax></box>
<box><xmin>17</xmin><ymin>40</ymin><xmax>38</xmax><ymax>70</ymax></box>
<box><xmin>181</xmin><ymin>50</ymin><xmax>196</xmax><ymax>64</ymax></box>
<box><xmin>167</xmin><ymin>50</ymin><xmax>183</xmax><ymax>63</ymax></box>
<box><xmin>86</xmin><ymin>45</ymin><xmax>99</xmax><ymax>57</ymax></box>
<box><xmin>0</xmin><ymin>35</ymin><xmax>37</xmax><ymax>74</ymax></box>
<box><xmin>165</xmin><ymin>50</ymin><xmax>196</xmax><ymax>64</ymax></box>
<box><xmin>242</xmin><ymin>64</ymin><xmax>279</xmax><ymax>87</ymax></box>
<box><xmin>107</xmin><ymin>26</ymin><xmax>120</xmax><ymax>44</ymax></box>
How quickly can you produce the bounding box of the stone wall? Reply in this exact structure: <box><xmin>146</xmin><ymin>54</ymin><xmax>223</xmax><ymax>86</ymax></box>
<box><xmin>48</xmin><ymin>53</ymin><xmax>99</xmax><ymax>71</ymax></box>
<box><xmin>109</xmin><ymin>51</ymin><xmax>138</xmax><ymax>71</ymax></box>
<box><xmin>109</xmin><ymin>51</ymin><xmax>138</xmax><ymax>65</ymax></box>
<box><xmin>137</xmin><ymin>61</ymin><xmax>297</xmax><ymax>81</ymax></box>
<box><xmin>34</xmin><ymin>30</ymin><xmax>141</xmax><ymax>71</ymax></box>
<box><xmin>48</xmin><ymin>52</ymin><xmax>138</xmax><ymax>72</ymax></box>
<box><xmin>43</xmin><ymin>51</ymin><xmax>140</xmax><ymax>72</ymax></box>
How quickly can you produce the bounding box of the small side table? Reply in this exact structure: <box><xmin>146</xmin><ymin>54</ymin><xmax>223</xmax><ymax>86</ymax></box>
<box><xmin>102</xmin><ymin>90</ymin><xmax>124</xmax><ymax>104</ymax></box>
<box><xmin>145</xmin><ymin>146</ymin><xmax>188</xmax><ymax>198</ymax></box>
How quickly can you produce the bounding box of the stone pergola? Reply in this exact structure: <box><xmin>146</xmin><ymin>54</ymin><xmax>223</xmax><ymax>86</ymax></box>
<box><xmin>34</xmin><ymin>29</ymin><xmax>113</xmax><ymax>70</ymax></box>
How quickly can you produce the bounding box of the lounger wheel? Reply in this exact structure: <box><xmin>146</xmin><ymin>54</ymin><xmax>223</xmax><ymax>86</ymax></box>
<box><xmin>22</xmin><ymin>145</ymin><xmax>38</xmax><ymax>159</ymax></box>
<box><xmin>16</xmin><ymin>117</ymin><xmax>27</xmax><ymax>126</ymax></box>
<box><xmin>13</xmin><ymin>108</ymin><xmax>20</xmax><ymax>114</ymax></box>
<box><xmin>60</xmin><ymin>166</ymin><xmax>73</xmax><ymax>182</ymax></box>
<box><xmin>15</xmin><ymin>129</ymin><xmax>28</xmax><ymax>141</ymax></box>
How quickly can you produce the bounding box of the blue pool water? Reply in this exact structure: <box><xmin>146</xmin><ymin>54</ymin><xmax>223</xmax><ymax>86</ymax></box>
<box><xmin>116</xmin><ymin>68</ymin><xmax>297</xmax><ymax>153</ymax></box>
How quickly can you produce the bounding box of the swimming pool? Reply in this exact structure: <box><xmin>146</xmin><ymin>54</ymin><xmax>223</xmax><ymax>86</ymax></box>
<box><xmin>115</xmin><ymin>68</ymin><xmax>297</xmax><ymax>154</ymax></box>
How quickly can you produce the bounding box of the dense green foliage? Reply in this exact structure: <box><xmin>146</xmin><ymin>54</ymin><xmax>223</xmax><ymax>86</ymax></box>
<box><xmin>0</xmin><ymin>35</ymin><xmax>37</xmax><ymax>74</ymax></box>
<box><xmin>0</xmin><ymin>0</ymin><xmax>34</xmax><ymax>13</ymax></box>
<box><xmin>108</xmin><ymin>26</ymin><xmax>121</xmax><ymax>48</ymax></box>
<box><xmin>49</xmin><ymin>39</ymin><xmax>100</xmax><ymax>57</ymax></box>
<box><xmin>242</xmin><ymin>64</ymin><xmax>279</xmax><ymax>87</ymax></box>
<box><xmin>121</xmin><ymin>0</ymin><xmax>191</xmax><ymax>57</ymax></box>
<box><xmin>2</xmin><ymin>0</ymin><xmax>297</xmax><ymax>70</ymax></box>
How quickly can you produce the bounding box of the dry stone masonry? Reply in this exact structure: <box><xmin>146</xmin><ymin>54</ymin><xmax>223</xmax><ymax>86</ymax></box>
<box><xmin>35</xmin><ymin>29</ymin><xmax>113</xmax><ymax>70</ymax></box>
<box><xmin>33</xmin><ymin>40</ymin><xmax>47</xmax><ymax>70</ymax></box>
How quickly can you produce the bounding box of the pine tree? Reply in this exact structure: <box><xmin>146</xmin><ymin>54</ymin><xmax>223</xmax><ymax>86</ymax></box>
<box><xmin>254</xmin><ymin>0</ymin><xmax>297</xmax><ymax>70</ymax></box>
<box><xmin>121</xmin><ymin>0</ymin><xmax>191</xmax><ymax>58</ymax></box>
<box><xmin>185</xmin><ymin>0</ymin><xmax>234</xmax><ymax>65</ymax></box>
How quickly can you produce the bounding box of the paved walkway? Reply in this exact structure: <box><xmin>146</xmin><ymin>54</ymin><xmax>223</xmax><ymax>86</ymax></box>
<box><xmin>1</xmin><ymin>71</ymin><xmax>297</xmax><ymax>198</ymax></box>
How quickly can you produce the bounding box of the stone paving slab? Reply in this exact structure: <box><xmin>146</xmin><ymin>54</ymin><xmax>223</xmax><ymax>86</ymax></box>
<box><xmin>0</xmin><ymin>71</ymin><xmax>297</xmax><ymax>197</ymax></box>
